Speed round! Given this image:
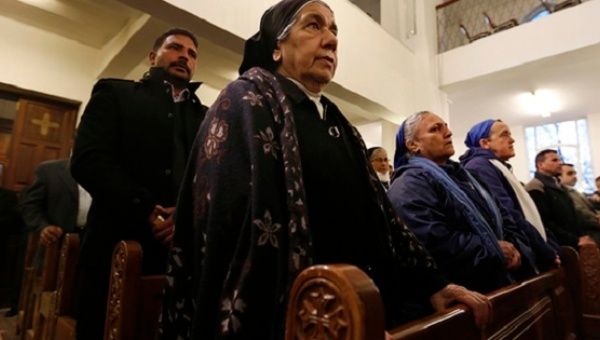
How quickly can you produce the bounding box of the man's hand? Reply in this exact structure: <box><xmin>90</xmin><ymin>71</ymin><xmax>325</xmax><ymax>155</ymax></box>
<box><xmin>149</xmin><ymin>205</ymin><xmax>175</xmax><ymax>246</ymax></box>
<box><xmin>40</xmin><ymin>226</ymin><xmax>63</xmax><ymax>246</ymax></box>
<box><xmin>498</xmin><ymin>240</ymin><xmax>521</xmax><ymax>270</ymax></box>
<box><xmin>430</xmin><ymin>284</ymin><xmax>492</xmax><ymax>329</ymax></box>
<box><xmin>578</xmin><ymin>235</ymin><xmax>597</xmax><ymax>247</ymax></box>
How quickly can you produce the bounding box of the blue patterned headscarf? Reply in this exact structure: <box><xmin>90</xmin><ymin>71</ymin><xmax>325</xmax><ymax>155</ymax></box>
<box><xmin>464</xmin><ymin>119</ymin><xmax>496</xmax><ymax>148</ymax></box>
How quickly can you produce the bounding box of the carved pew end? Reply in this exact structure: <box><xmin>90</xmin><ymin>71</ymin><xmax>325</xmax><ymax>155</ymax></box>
<box><xmin>285</xmin><ymin>264</ymin><xmax>385</xmax><ymax>340</ymax></box>
<box><xmin>104</xmin><ymin>240</ymin><xmax>166</xmax><ymax>340</ymax></box>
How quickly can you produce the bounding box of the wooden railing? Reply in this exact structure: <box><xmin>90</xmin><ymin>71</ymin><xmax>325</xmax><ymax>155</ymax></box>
<box><xmin>19</xmin><ymin>239</ymin><xmax>600</xmax><ymax>340</ymax></box>
<box><xmin>286</xmin><ymin>247</ymin><xmax>592</xmax><ymax>340</ymax></box>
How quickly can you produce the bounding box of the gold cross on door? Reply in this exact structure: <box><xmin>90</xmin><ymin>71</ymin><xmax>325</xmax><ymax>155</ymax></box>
<box><xmin>31</xmin><ymin>112</ymin><xmax>60</xmax><ymax>136</ymax></box>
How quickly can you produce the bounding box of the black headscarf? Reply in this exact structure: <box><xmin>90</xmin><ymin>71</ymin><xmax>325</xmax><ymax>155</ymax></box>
<box><xmin>239</xmin><ymin>0</ymin><xmax>327</xmax><ymax>74</ymax></box>
<box><xmin>367</xmin><ymin>146</ymin><xmax>383</xmax><ymax>160</ymax></box>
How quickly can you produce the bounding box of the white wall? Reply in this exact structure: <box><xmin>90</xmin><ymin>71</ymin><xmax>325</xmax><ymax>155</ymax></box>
<box><xmin>587</xmin><ymin>112</ymin><xmax>600</xmax><ymax>179</ymax></box>
<box><xmin>508</xmin><ymin>125</ymin><xmax>531</xmax><ymax>182</ymax></box>
<box><xmin>356</xmin><ymin>120</ymin><xmax>400</xmax><ymax>160</ymax></box>
<box><xmin>0</xmin><ymin>15</ymin><xmax>99</xmax><ymax>108</ymax></box>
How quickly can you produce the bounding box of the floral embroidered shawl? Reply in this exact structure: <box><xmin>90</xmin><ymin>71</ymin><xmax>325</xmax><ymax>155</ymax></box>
<box><xmin>160</xmin><ymin>67</ymin><xmax>438</xmax><ymax>339</ymax></box>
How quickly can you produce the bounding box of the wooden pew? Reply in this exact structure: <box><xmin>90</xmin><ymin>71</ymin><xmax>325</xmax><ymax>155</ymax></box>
<box><xmin>16</xmin><ymin>233</ymin><xmax>39</xmax><ymax>337</ymax></box>
<box><xmin>103</xmin><ymin>241</ymin><xmax>165</xmax><ymax>340</ymax></box>
<box><xmin>285</xmin><ymin>264</ymin><xmax>385</xmax><ymax>339</ymax></box>
<box><xmin>46</xmin><ymin>233</ymin><xmax>80</xmax><ymax>340</ymax></box>
<box><xmin>578</xmin><ymin>243</ymin><xmax>600</xmax><ymax>339</ymax></box>
<box><xmin>24</xmin><ymin>237</ymin><xmax>61</xmax><ymax>340</ymax></box>
<box><xmin>285</xmin><ymin>247</ymin><xmax>583</xmax><ymax>340</ymax></box>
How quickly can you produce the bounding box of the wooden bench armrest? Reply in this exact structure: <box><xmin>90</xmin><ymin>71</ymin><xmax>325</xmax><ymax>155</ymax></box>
<box><xmin>285</xmin><ymin>264</ymin><xmax>385</xmax><ymax>340</ymax></box>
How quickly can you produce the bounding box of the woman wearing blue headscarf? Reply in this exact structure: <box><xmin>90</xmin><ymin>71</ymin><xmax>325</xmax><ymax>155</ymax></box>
<box><xmin>388</xmin><ymin>111</ymin><xmax>537</xmax><ymax>293</ymax></box>
<box><xmin>460</xmin><ymin>119</ymin><xmax>559</xmax><ymax>271</ymax></box>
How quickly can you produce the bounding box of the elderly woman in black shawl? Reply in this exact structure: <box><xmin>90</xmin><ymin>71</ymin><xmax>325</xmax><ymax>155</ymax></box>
<box><xmin>160</xmin><ymin>1</ymin><xmax>491</xmax><ymax>339</ymax></box>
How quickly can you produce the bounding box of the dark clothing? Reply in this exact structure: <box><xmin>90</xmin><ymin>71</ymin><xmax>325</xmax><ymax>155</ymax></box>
<box><xmin>460</xmin><ymin>148</ymin><xmax>557</xmax><ymax>270</ymax></box>
<box><xmin>389</xmin><ymin>160</ymin><xmax>532</xmax><ymax>293</ymax></box>
<box><xmin>564</xmin><ymin>186</ymin><xmax>600</xmax><ymax>244</ymax></box>
<box><xmin>71</xmin><ymin>67</ymin><xmax>207</xmax><ymax>339</ymax></box>
<box><xmin>0</xmin><ymin>187</ymin><xmax>25</xmax><ymax>310</ymax></box>
<box><xmin>526</xmin><ymin>172</ymin><xmax>581</xmax><ymax>248</ymax></box>
<box><xmin>283</xmin><ymin>76</ymin><xmax>444</xmax><ymax>324</ymax></box>
<box><xmin>0</xmin><ymin>187</ymin><xmax>23</xmax><ymax>234</ymax></box>
<box><xmin>21</xmin><ymin>159</ymin><xmax>79</xmax><ymax>233</ymax></box>
<box><xmin>160</xmin><ymin>68</ymin><xmax>446</xmax><ymax>340</ymax></box>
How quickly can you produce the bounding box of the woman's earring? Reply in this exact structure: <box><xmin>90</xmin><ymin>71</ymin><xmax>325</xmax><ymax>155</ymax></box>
<box><xmin>273</xmin><ymin>51</ymin><xmax>281</xmax><ymax>62</ymax></box>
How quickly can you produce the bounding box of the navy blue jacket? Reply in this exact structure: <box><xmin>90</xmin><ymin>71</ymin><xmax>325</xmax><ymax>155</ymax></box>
<box><xmin>389</xmin><ymin>161</ymin><xmax>537</xmax><ymax>293</ymax></box>
<box><xmin>460</xmin><ymin>148</ymin><xmax>558</xmax><ymax>269</ymax></box>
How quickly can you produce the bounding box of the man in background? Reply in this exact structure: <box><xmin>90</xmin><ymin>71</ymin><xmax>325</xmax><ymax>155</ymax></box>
<box><xmin>526</xmin><ymin>150</ymin><xmax>596</xmax><ymax>249</ymax></box>
<box><xmin>559</xmin><ymin>163</ymin><xmax>600</xmax><ymax>243</ymax></box>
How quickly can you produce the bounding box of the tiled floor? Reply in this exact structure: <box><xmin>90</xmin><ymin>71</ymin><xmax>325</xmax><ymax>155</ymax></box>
<box><xmin>0</xmin><ymin>308</ymin><xmax>17</xmax><ymax>340</ymax></box>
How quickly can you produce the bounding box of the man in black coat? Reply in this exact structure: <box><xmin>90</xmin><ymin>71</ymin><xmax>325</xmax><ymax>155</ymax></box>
<box><xmin>71</xmin><ymin>28</ymin><xmax>208</xmax><ymax>339</ymax></box>
<box><xmin>526</xmin><ymin>149</ymin><xmax>597</xmax><ymax>249</ymax></box>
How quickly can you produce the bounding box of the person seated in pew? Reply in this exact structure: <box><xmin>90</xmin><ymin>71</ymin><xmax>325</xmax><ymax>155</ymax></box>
<box><xmin>367</xmin><ymin>146</ymin><xmax>392</xmax><ymax>190</ymax></box>
<box><xmin>526</xmin><ymin>150</ymin><xmax>597</xmax><ymax>249</ymax></box>
<box><xmin>388</xmin><ymin>111</ymin><xmax>541</xmax><ymax>294</ymax></box>
<box><xmin>459</xmin><ymin>119</ymin><xmax>559</xmax><ymax>271</ymax></box>
<box><xmin>21</xmin><ymin>159</ymin><xmax>90</xmax><ymax>247</ymax></box>
<box><xmin>559</xmin><ymin>163</ymin><xmax>600</xmax><ymax>244</ymax></box>
<box><xmin>160</xmin><ymin>1</ymin><xmax>491</xmax><ymax>339</ymax></box>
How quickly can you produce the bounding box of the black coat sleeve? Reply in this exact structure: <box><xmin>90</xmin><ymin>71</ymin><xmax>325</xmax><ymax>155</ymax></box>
<box><xmin>71</xmin><ymin>80</ymin><xmax>155</xmax><ymax>222</ymax></box>
<box><xmin>528</xmin><ymin>189</ymin><xmax>579</xmax><ymax>248</ymax></box>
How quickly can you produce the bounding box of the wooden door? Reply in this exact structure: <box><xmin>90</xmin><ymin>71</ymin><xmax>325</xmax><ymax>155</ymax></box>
<box><xmin>4</xmin><ymin>98</ymin><xmax>77</xmax><ymax>191</ymax></box>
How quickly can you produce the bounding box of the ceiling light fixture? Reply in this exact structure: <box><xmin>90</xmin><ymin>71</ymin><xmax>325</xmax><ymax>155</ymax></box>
<box><xmin>518</xmin><ymin>90</ymin><xmax>560</xmax><ymax>118</ymax></box>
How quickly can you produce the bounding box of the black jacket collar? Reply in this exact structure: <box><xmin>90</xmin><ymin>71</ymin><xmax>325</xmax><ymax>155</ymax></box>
<box><xmin>535</xmin><ymin>171</ymin><xmax>561</xmax><ymax>190</ymax></box>
<box><xmin>141</xmin><ymin>67</ymin><xmax>201</xmax><ymax>93</ymax></box>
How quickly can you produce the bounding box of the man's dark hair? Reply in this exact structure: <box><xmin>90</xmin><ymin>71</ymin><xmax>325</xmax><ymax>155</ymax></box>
<box><xmin>153</xmin><ymin>28</ymin><xmax>198</xmax><ymax>51</ymax></box>
<box><xmin>534</xmin><ymin>149</ymin><xmax>557</xmax><ymax>167</ymax></box>
<box><xmin>595</xmin><ymin>176</ymin><xmax>600</xmax><ymax>182</ymax></box>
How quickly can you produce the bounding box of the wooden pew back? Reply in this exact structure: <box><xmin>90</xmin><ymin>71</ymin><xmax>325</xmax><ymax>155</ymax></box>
<box><xmin>103</xmin><ymin>241</ymin><xmax>165</xmax><ymax>340</ymax></box>
<box><xmin>29</xmin><ymin>235</ymin><xmax>66</xmax><ymax>340</ymax></box>
<box><xmin>51</xmin><ymin>233</ymin><xmax>80</xmax><ymax>340</ymax></box>
<box><xmin>390</xmin><ymin>247</ymin><xmax>581</xmax><ymax>340</ymax></box>
<box><xmin>55</xmin><ymin>233</ymin><xmax>80</xmax><ymax>317</ymax></box>
<box><xmin>16</xmin><ymin>233</ymin><xmax>39</xmax><ymax>336</ymax></box>
<box><xmin>285</xmin><ymin>247</ymin><xmax>583</xmax><ymax>340</ymax></box>
<box><xmin>578</xmin><ymin>243</ymin><xmax>600</xmax><ymax>339</ymax></box>
<box><xmin>21</xmin><ymin>235</ymin><xmax>61</xmax><ymax>340</ymax></box>
<box><xmin>285</xmin><ymin>264</ymin><xmax>385</xmax><ymax>340</ymax></box>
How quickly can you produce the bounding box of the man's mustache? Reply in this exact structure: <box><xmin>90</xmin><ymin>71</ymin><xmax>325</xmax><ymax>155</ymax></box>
<box><xmin>170</xmin><ymin>61</ymin><xmax>190</xmax><ymax>74</ymax></box>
